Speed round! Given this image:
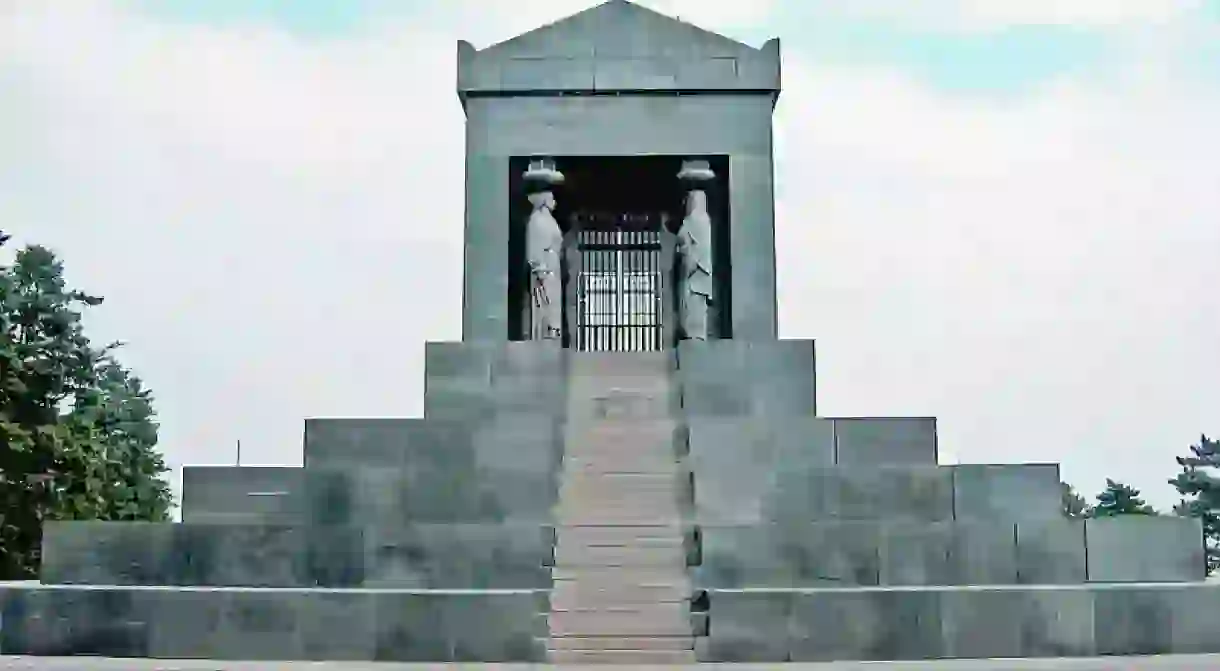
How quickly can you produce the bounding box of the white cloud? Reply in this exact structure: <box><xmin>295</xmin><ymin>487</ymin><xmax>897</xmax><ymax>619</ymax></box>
<box><xmin>2</xmin><ymin>1</ymin><xmax>1217</xmax><ymax>511</ymax></box>
<box><xmin>804</xmin><ymin>0</ymin><xmax>1204</xmax><ymax>31</ymax></box>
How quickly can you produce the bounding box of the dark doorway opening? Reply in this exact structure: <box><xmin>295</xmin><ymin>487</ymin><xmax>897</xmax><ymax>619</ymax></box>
<box><xmin>507</xmin><ymin>155</ymin><xmax>731</xmax><ymax>348</ymax></box>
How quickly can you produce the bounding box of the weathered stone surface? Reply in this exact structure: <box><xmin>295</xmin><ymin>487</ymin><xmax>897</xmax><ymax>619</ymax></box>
<box><xmin>832</xmin><ymin>418</ymin><xmax>937</xmax><ymax>466</ymax></box>
<box><xmin>1085</xmin><ymin>516</ymin><xmax>1206</xmax><ymax>582</ymax></box>
<box><xmin>39</xmin><ymin>522</ymin><xmax>366</xmax><ymax>588</ymax></box>
<box><xmin>181</xmin><ymin>467</ymin><xmax>303</xmax><ymax>524</ymax></box>
<box><xmin>789</xmin><ymin>589</ymin><xmax>944</xmax><ymax>661</ymax></box>
<box><xmin>1015</xmin><ymin>519</ymin><xmax>1087</xmax><ymax>584</ymax></box>
<box><xmin>423</xmin><ymin>342</ymin><xmax>566</xmax><ymax>419</ymax></box>
<box><xmin>305</xmin><ymin>416</ymin><xmax>561</xmax><ymax>474</ymax></box>
<box><xmin>696</xmin><ymin>590</ymin><xmax>790</xmax><ymax>661</ymax></box>
<box><xmin>363</xmin><ymin>523</ymin><xmax>551</xmax><ymax>589</ymax></box>
<box><xmin>306</xmin><ymin>465</ymin><xmax>557</xmax><ymax>525</ymax></box>
<box><xmin>952</xmin><ymin>464</ymin><xmax>1061</xmax><ymax>522</ymax></box>
<box><xmin>676</xmin><ymin>340</ymin><xmax>815</xmax><ymax>415</ymax></box>
<box><xmin>0</xmin><ymin>585</ymin><xmax>543</xmax><ymax>661</ymax></box>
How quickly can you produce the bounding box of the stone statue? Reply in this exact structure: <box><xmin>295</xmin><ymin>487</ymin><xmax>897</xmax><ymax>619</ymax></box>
<box><xmin>525</xmin><ymin>189</ymin><xmax>563</xmax><ymax>340</ymax></box>
<box><xmin>676</xmin><ymin>189</ymin><xmax>713</xmax><ymax>340</ymax></box>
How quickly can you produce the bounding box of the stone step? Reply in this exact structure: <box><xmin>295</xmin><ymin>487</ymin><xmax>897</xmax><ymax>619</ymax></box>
<box><xmin>556</xmin><ymin>535</ymin><xmax>686</xmax><ymax>552</ymax></box>
<box><xmin>546</xmin><ymin>635</ymin><xmax>695</xmax><ymax>651</ymax></box>
<box><xmin>561</xmin><ymin>458</ymin><xmax>680</xmax><ymax>473</ymax></box>
<box><xmin>548</xmin><ymin>608</ymin><xmax>693</xmax><ymax>637</ymax></box>
<box><xmin>555</xmin><ymin>514</ymin><xmax>684</xmax><ymax>526</ymax></box>
<box><xmin>569</xmin><ymin>351</ymin><xmax>672</xmax><ymax>373</ymax></box>
<box><xmin>547</xmin><ymin>648</ymin><xmax>697</xmax><ymax>664</ymax></box>
<box><xmin>555</xmin><ymin>525</ymin><xmax>685</xmax><ymax>546</ymax></box>
<box><xmin>555</xmin><ymin>497</ymin><xmax>682</xmax><ymax>513</ymax></box>
<box><xmin>549</xmin><ymin>584</ymin><xmax>689</xmax><ymax>608</ymax></box>
<box><xmin>558</xmin><ymin>489</ymin><xmax>683</xmax><ymax>506</ymax></box>
<box><xmin>560</xmin><ymin>472</ymin><xmax>683</xmax><ymax>488</ymax></box>
<box><xmin>552</xmin><ymin>566</ymin><xmax>690</xmax><ymax>586</ymax></box>
<box><xmin>553</xmin><ymin>543</ymin><xmax>687</xmax><ymax>566</ymax></box>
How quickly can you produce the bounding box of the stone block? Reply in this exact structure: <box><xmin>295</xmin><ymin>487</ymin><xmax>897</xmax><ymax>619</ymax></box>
<box><xmin>941</xmin><ymin>589</ymin><xmax>1023</xmax><ymax>659</ymax></box>
<box><xmin>676</xmin><ymin>339</ymin><xmax>816</xmax><ymax>416</ymax></box>
<box><xmin>446</xmin><ymin>592</ymin><xmax>543</xmax><ymax>662</ymax></box>
<box><xmin>181</xmin><ymin>466</ymin><xmax>303</xmax><ymax>524</ymax></box>
<box><xmin>212</xmin><ymin>590</ymin><xmax>302</xmax><ymax>660</ymax></box>
<box><xmin>372</xmin><ymin>591</ymin><xmax>451</xmax><ymax>661</ymax></box>
<box><xmin>306</xmin><ymin>465</ymin><xmax>557</xmax><ymax>525</ymax></box>
<box><xmin>952</xmin><ymin>464</ymin><xmax>1061</xmax><ymax>522</ymax></box>
<box><xmin>1019</xmin><ymin>587</ymin><xmax>1095</xmax><ymax>657</ymax></box>
<box><xmin>697</xmin><ymin>590</ymin><xmax>791</xmax><ymax>661</ymax></box>
<box><xmin>763</xmin><ymin>466</ymin><xmax>953</xmax><ymax>524</ymax></box>
<box><xmin>832</xmin><ymin>417</ymin><xmax>937</xmax><ymax>466</ymax></box>
<box><xmin>687</xmin><ymin>416</ymin><xmax>833</xmax><ymax>523</ymax></box>
<box><xmin>824</xmin><ymin>466</ymin><xmax>954</xmax><ymax>522</ymax></box>
<box><xmin>696</xmin><ymin>523</ymin><xmax>880</xmax><ymax>588</ymax></box>
<box><xmin>0</xmin><ymin>587</ymin><xmax>147</xmax><ymax>657</ymax></box>
<box><xmin>364</xmin><ymin>524</ymin><xmax>550</xmax><ymax>589</ymax></box>
<box><xmin>424</xmin><ymin>341</ymin><xmax>495</xmax><ymax>380</ymax></box>
<box><xmin>297</xmin><ymin>591</ymin><xmax>376</xmax><ymax>660</ymax></box>
<box><xmin>1085</xmin><ymin>516</ymin><xmax>1206</xmax><ymax>582</ymax></box>
<box><xmin>1093</xmin><ymin>587</ymin><xmax>1172</xmax><ymax>656</ymax></box>
<box><xmin>878</xmin><ymin>523</ymin><xmax>952</xmax><ymax>586</ymax></box>
<box><xmin>1015</xmin><ymin>518</ymin><xmax>1086</xmax><ymax>584</ymax></box>
<box><xmin>424</xmin><ymin>341</ymin><xmax>566</xmax><ymax>420</ymax></box>
<box><xmin>306</xmin><ymin>416</ymin><xmax>561</xmax><ymax>474</ymax></box>
<box><xmin>947</xmin><ymin>521</ymin><xmax>1019</xmax><ymax>585</ymax></box>
<box><xmin>1165</xmin><ymin>583</ymin><xmax>1220</xmax><ymax>654</ymax></box>
<box><xmin>40</xmin><ymin>521</ymin><xmax>174</xmax><ymax>586</ymax></box>
<box><xmin>789</xmin><ymin>589</ymin><xmax>943</xmax><ymax>661</ymax></box>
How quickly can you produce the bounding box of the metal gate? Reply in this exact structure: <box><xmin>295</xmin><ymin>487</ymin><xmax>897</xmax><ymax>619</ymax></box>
<box><xmin>570</xmin><ymin>212</ymin><xmax>666</xmax><ymax>352</ymax></box>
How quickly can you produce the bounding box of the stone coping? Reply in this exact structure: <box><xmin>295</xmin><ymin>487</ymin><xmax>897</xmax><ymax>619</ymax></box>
<box><xmin>3</xmin><ymin>654</ymin><xmax>1220</xmax><ymax>669</ymax></box>
<box><xmin>706</xmin><ymin>583</ymin><xmax>1220</xmax><ymax>593</ymax></box>
<box><xmin>0</xmin><ymin>582</ymin><xmax>539</xmax><ymax>594</ymax></box>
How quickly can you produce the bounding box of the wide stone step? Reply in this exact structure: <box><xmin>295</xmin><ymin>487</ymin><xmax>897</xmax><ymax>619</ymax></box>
<box><xmin>547</xmin><ymin>648</ymin><xmax>697</xmax><ymax>663</ymax></box>
<box><xmin>548</xmin><ymin>608</ymin><xmax>692</xmax><ymax>637</ymax></box>
<box><xmin>552</xmin><ymin>566</ymin><xmax>690</xmax><ymax>586</ymax></box>
<box><xmin>561</xmin><ymin>458</ymin><xmax>680</xmax><ymax>473</ymax></box>
<box><xmin>556</xmin><ymin>497</ymin><xmax>682</xmax><ymax>513</ymax></box>
<box><xmin>560</xmin><ymin>472</ymin><xmax>682</xmax><ymax>488</ymax></box>
<box><xmin>546</xmin><ymin>635</ymin><xmax>695</xmax><ymax>651</ymax></box>
<box><xmin>558</xmin><ymin>491</ymin><xmax>683</xmax><ymax>508</ymax></box>
<box><xmin>550</xmin><ymin>584</ymin><xmax>690</xmax><ymax>608</ymax></box>
<box><xmin>556</xmin><ymin>525</ymin><xmax>685</xmax><ymax>546</ymax></box>
<box><xmin>553</xmin><ymin>543</ymin><xmax>687</xmax><ymax>566</ymax></box>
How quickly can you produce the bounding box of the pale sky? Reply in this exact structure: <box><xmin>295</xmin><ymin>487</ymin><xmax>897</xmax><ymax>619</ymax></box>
<box><xmin>2</xmin><ymin>0</ymin><xmax>1217</xmax><ymax>510</ymax></box>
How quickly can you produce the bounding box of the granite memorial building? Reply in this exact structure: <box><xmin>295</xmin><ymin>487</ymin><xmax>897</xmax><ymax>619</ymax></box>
<box><xmin>4</xmin><ymin>0</ymin><xmax>1220</xmax><ymax>664</ymax></box>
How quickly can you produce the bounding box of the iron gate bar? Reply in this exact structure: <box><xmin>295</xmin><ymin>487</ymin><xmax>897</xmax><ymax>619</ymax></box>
<box><xmin>573</xmin><ymin>213</ymin><xmax>665</xmax><ymax>352</ymax></box>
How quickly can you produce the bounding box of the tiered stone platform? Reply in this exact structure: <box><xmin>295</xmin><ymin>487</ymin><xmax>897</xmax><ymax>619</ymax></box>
<box><xmin>2</xmin><ymin>340</ymin><xmax>1220</xmax><ymax>663</ymax></box>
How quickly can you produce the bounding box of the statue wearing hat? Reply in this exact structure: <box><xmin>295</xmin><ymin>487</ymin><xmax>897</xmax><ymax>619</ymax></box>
<box><xmin>676</xmin><ymin>160</ymin><xmax>715</xmax><ymax>340</ymax></box>
<box><xmin>523</xmin><ymin>159</ymin><xmax>565</xmax><ymax>341</ymax></box>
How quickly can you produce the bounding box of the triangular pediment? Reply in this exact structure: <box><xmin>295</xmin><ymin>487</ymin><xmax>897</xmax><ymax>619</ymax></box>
<box><xmin>479</xmin><ymin>0</ymin><xmax>756</xmax><ymax>59</ymax></box>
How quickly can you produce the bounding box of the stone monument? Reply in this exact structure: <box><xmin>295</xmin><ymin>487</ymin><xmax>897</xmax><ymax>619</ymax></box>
<box><xmin>5</xmin><ymin>0</ymin><xmax>1220</xmax><ymax>664</ymax></box>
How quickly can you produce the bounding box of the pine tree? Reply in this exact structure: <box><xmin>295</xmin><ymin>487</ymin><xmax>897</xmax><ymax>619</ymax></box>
<box><xmin>1061</xmin><ymin>481</ymin><xmax>1091</xmax><ymax>518</ymax></box>
<box><xmin>1091</xmin><ymin>479</ymin><xmax>1156</xmax><ymax>517</ymax></box>
<box><xmin>0</xmin><ymin>237</ymin><xmax>172</xmax><ymax>578</ymax></box>
<box><xmin>1170</xmin><ymin>434</ymin><xmax>1220</xmax><ymax>575</ymax></box>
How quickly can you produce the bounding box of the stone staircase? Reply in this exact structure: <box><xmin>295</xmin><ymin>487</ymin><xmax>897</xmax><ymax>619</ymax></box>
<box><xmin>544</xmin><ymin>352</ymin><xmax>696</xmax><ymax>664</ymax></box>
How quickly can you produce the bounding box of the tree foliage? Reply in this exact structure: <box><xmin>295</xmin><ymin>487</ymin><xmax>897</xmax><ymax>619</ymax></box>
<box><xmin>1060</xmin><ymin>481</ymin><xmax>1091</xmax><ymax>518</ymax></box>
<box><xmin>1091</xmin><ymin>478</ymin><xmax>1157</xmax><ymax>517</ymax></box>
<box><xmin>0</xmin><ymin>235</ymin><xmax>172</xmax><ymax>579</ymax></box>
<box><xmin>1170</xmin><ymin>434</ymin><xmax>1220</xmax><ymax>575</ymax></box>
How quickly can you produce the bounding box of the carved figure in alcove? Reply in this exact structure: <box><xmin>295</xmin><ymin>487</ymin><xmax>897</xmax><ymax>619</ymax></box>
<box><xmin>676</xmin><ymin>188</ymin><xmax>714</xmax><ymax>340</ymax></box>
<box><xmin>525</xmin><ymin>189</ymin><xmax>564</xmax><ymax>340</ymax></box>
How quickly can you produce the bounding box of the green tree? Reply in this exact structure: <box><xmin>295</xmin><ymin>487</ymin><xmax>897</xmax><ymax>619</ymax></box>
<box><xmin>1091</xmin><ymin>478</ymin><xmax>1157</xmax><ymax>517</ymax></box>
<box><xmin>0</xmin><ymin>235</ymin><xmax>172</xmax><ymax>579</ymax></box>
<box><xmin>1061</xmin><ymin>481</ymin><xmax>1091</xmax><ymax>518</ymax></box>
<box><xmin>1170</xmin><ymin>434</ymin><xmax>1220</xmax><ymax>575</ymax></box>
